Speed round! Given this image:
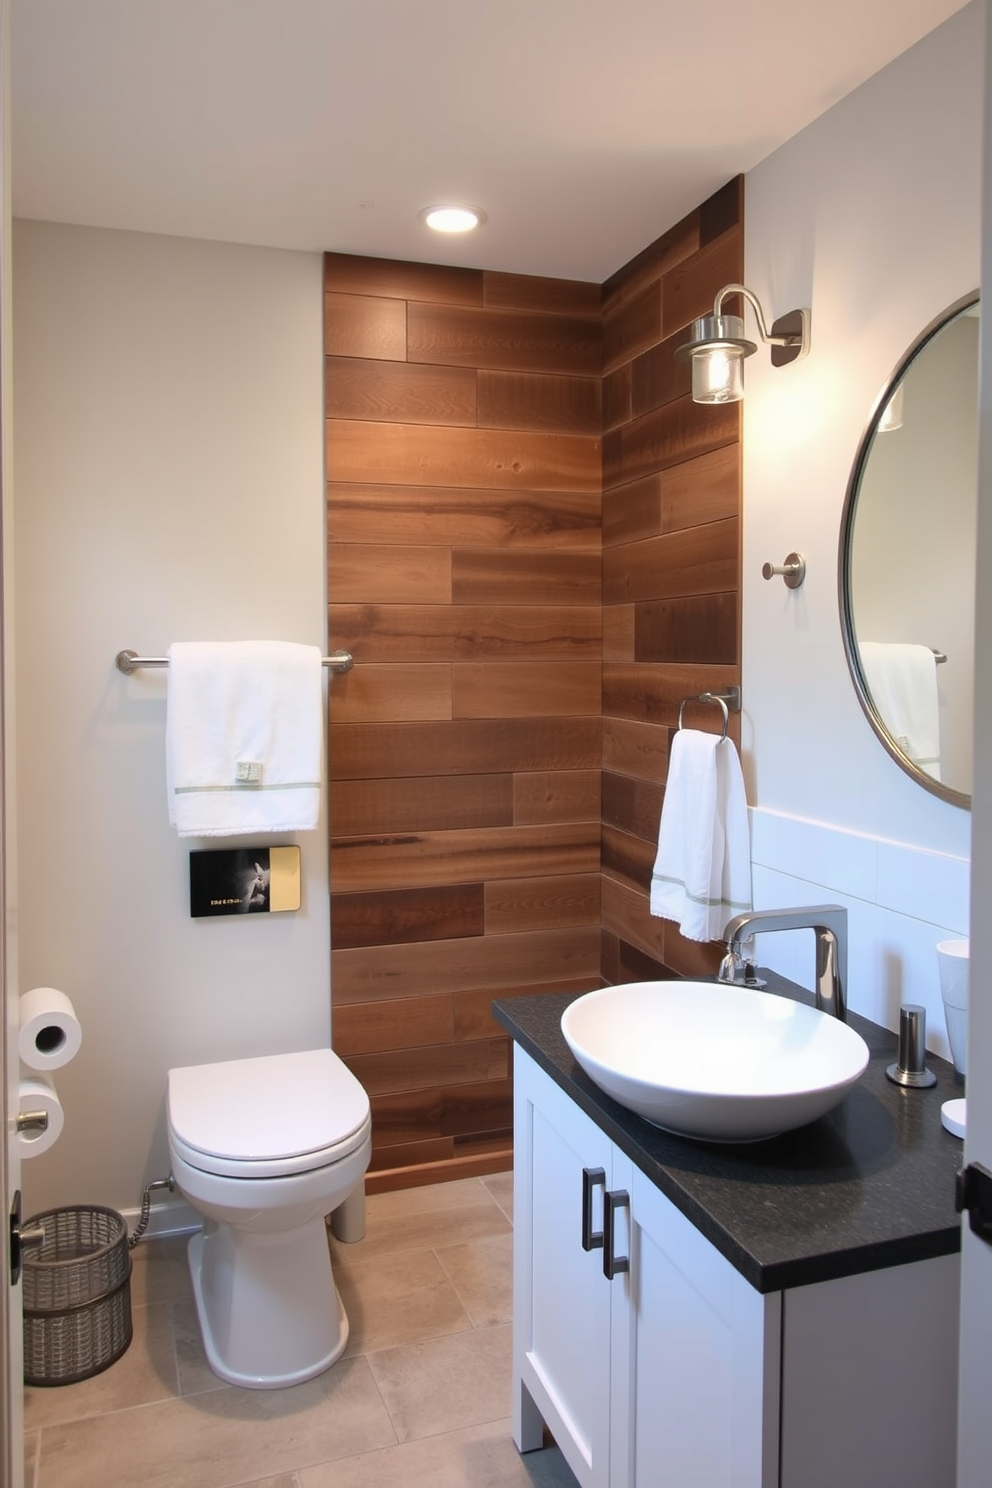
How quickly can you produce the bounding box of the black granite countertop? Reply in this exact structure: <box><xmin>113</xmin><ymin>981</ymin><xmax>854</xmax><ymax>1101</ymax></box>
<box><xmin>493</xmin><ymin>974</ymin><xmax>964</xmax><ymax>1293</ymax></box>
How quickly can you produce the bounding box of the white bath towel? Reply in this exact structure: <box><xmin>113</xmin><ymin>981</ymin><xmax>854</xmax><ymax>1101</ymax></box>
<box><xmin>166</xmin><ymin>641</ymin><xmax>323</xmax><ymax>837</ymax></box>
<box><xmin>650</xmin><ymin>729</ymin><xmax>752</xmax><ymax>943</ymax></box>
<box><xmin>859</xmin><ymin>641</ymin><xmax>940</xmax><ymax>779</ymax></box>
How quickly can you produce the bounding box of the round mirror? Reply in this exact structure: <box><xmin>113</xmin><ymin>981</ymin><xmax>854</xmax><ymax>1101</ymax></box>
<box><xmin>839</xmin><ymin>291</ymin><xmax>979</xmax><ymax>808</ymax></box>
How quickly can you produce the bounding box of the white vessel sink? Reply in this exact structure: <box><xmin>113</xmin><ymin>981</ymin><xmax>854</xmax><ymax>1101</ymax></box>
<box><xmin>560</xmin><ymin>981</ymin><xmax>870</xmax><ymax>1142</ymax></box>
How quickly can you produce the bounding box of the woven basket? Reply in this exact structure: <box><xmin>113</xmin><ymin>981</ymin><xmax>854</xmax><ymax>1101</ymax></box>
<box><xmin>22</xmin><ymin>1205</ymin><xmax>132</xmax><ymax>1386</ymax></box>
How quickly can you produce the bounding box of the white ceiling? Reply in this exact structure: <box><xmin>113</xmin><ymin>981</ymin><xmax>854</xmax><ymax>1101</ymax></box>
<box><xmin>11</xmin><ymin>0</ymin><xmax>970</xmax><ymax>284</ymax></box>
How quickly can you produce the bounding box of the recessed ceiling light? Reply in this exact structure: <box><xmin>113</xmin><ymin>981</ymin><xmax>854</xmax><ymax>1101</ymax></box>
<box><xmin>419</xmin><ymin>205</ymin><xmax>486</xmax><ymax>234</ymax></box>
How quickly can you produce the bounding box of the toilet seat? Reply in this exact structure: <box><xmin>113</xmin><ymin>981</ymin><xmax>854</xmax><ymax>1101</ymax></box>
<box><xmin>168</xmin><ymin>1048</ymin><xmax>371</xmax><ymax>1180</ymax></box>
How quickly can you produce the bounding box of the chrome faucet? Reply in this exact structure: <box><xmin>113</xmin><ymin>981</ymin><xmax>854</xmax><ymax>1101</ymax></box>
<box><xmin>718</xmin><ymin>905</ymin><xmax>849</xmax><ymax>1021</ymax></box>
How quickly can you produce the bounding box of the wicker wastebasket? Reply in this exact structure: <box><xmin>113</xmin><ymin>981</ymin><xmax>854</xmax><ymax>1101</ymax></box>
<box><xmin>22</xmin><ymin>1205</ymin><xmax>133</xmax><ymax>1386</ymax></box>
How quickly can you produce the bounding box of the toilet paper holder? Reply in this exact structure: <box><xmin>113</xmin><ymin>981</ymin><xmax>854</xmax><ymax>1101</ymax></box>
<box><xmin>16</xmin><ymin>1110</ymin><xmax>49</xmax><ymax>1135</ymax></box>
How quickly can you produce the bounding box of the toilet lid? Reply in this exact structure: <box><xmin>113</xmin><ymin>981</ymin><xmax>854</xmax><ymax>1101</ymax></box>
<box><xmin>167</xmin><ymin>1048</ymin><xmax>370</xmax><ymax>1165</ymax></box>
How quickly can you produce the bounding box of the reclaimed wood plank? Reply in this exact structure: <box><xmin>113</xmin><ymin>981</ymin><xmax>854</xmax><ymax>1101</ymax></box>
<box><xmin>328</xmin><ymin>602</ymin><xmax>601</xmax><ymax>661</ymax></box>
<box><xmin>602</xmin><ymin>717</ymin><xmax>669</xmax><ymax>784</ymax></box>
<box><xmin>451</xmin><ymin>549</ymin><xmax>601</xmax><ymax>607</ymax></box>
<box><xmin>602</xmin><ymin>770</ymin><xmax>664</xmax><ymax>843</ymax></box>
<box><xmin>485</xmin><ymin>873</ymin><xmax>601</xmax><ymax>934</ymax></box>
<box><xmin>345</xmin><ymin>1039</ymin><xmax>509</xmax><ymax>1096</ymax></box>
<box><xmin>331</xmin><ymin>925</ymin><xmax>602</xmax><ymax>1004</ymax></box>
<box><xmin>602</xmin><ymin>279</ymin><xmax>662</xmax><ymax>375</ymax></box>
<box><xmin>407</xmin><ymin>302</ymin><xmax>601</xmax><ymax>376</ymax></box>
<box><xmin>603</xmin><ymin>517</ymin><xmax>738</xmax><ymax>604</ymax></box>
<box><xmin>603</xmin><ymin>603</ymin><xmax>635</xmax><ymax>662</ymax></box>
<box><xmin>611</xmin><ymin>395</ymin><xmax>738</xmax><ymax>488</ymax></box>
<box><xmin>329</xmin><ymin>717</ymin><xmax>602</xmax><ymax>778</ymax></box>
<box><xmin>330</xmin><ymin>663</ymin><xmax>452</xmax><ymax>724</ymax></box>
<box><xmin>477</xmin><ymin>370</ymin><xmax>602</xmax><ymax>435</ymax></box>
<box><xmin>325</xmin><ymin>356</ymin><xmax>477</xmax><ymax>426</ymax></box>
<box><xmin>512</xmin><ymin>768</ymin><xmax>601</xmax><ymax>824</ymax></box>
<box><xmin>327</xmin><ymin>482</ymin><xmax>601</xmax><ymax>549</ymax></box>
<box><xmin>333</xmin><ymin>995</ymin><xmax>454</xmax><ymax>1057</ymax></box>
<box><xmin>600</xmin><ymin>874</ymin><xmax>666</xmax><ymax>963</ymax></box>
<box><xmin>330</xmin><ymin>884</ymin><xmax>486</xmax><ymax>949</ymax></box>
<box><xmin>329</xmin><ymin>774</ymin><xmax>512</xmax><ymax>836</ymax></box>
<box><xmin>661</xmin><ymin>227</ymin><xmax>744</xmax><ymax>338</ymax></box>
<box><xmin>635</xmin><ymin>592</ymin><xmax>739</xmax><ymax>665</ymax></box>
<box><xmin>327</xmin><ymin>418</ymin><xmax>600</xmax><ymax>493</ymax></box>
<box><xmin>325</xmin><ymin>252</ymin><xmax>483</xmax><ymax>305</ymax></box>
<box><xmin>330</xmin><ymin>823</ymin><xmax>600</xmax><ymax>895</ymax></box>
<box><xmin>452</xmin><ymin>976</ymin><xmax>604</xmax><ymax>1040</ymax></box>
<box><xmin>602</xmin><ymin>213</ymin><xmax>700</xmax><ymax>313</ymax></box>
<box><xmin>329</xmin><ymin>543</ymin><xmax>452</xmax><ymax>604</ymax></box>
<box><xmin>452</xmin><ymin>661</ymin><xmax>601</xmax><ymax>719</ymax></box>
<box><xmin>325</xmin><ymin>292</ymin><xmax>406</xmax><ymax>361</ymax></box>
<box><xmin>483</xmin><ymin>271</ymin><xmax>601</xmax><ymax>318</ymax></box>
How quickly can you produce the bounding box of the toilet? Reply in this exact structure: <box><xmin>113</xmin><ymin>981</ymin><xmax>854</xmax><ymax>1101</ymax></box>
<box><xmin>166</xmin><ymin>1046</ymin><xmax>371</xmax><ymax>1389</ymax></box>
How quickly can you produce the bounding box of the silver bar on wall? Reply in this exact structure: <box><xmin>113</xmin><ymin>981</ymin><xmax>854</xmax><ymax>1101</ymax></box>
<box><xmin>115</xmin><ymin>648</ymin><xmax>354</xmax><ymax>674</ymax></box>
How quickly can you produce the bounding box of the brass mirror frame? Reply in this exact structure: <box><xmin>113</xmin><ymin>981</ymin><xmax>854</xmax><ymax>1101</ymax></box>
<box><xmin>838</xmin><ymin>290</ymin><xmax>979</xmax><ymax>811</ymax></box>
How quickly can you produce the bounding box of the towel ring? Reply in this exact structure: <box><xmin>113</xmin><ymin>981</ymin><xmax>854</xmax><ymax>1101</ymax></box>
<box><xmin>677</xmin><ymin>687</ymin><xmax>741</xmax><ymax>741</ymax></box>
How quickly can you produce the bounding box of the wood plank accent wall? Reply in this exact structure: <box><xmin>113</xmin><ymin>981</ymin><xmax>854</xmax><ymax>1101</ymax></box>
<box><xmin>325</xmin><ymin>178</ymin><xmax>744</xmax><ymax>1192</ymax></box>
<box><xmin>326</xmin><ymin>254</ymin><xmax>604</xmax><ymax>1192</ymax></box>
<box><xmin>600</xmin><ymin>177</ymin><xmax>743</xmax><ymax>987</ymax></box>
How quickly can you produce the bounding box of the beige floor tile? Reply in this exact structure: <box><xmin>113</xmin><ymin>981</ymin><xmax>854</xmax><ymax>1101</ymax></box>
<box><xmin>362</xmin><ymin>1178</ymin><xmax>498</xmax><ymax>1221</ymax></box>
<box><xmin>298</xmin><ymin>1416</ymin><xmax>579</xmax><ymax>1488</ymax></box>
<box><xmin>366</xmin><ymin>1322</ymin><xmax>512</xmax><ymax>1443</ymax></box>
<box><xmin>129</xmin><ymin>1234</ymin><xmax>195</xmax><ymax>1308</ymax></box>
<box><xmin>24</xmin><ymin>1300</ymin><xmax>179</xmax><ymax>1429</ymax></box>
<box><xmin>331</xmin><ymin>1180</ymin><xmax>510</xmax><ymax>1264</ymax></box>
<box><xmin>335</xmin><ymin>1247</ymin><xmax>472</xmax><ymax>1355</ymax></box>
<box><xmin>481</xmin><ymin>1171</ymin><xmax>514</xmax><ymax>1223</ymax></box>
<box><xmin>36</xmin><ymin>1355</ymin><xmax>396</xmax><ymax>1488</ymax></box>
<box><xmin>436</xmin><ymin>1232</ymin><xmax>513</xmax><ymax>1327</ymax></box>
<box><xmin>172</xmin><ymin>1294</ymin><xmax>231</xmax><ymax>1398</ymax></box>
<box><xmin>24</xmin><ymin>1429</ymin><xmax>40</xmax><ymax>1488</ymax></box>
<box><xmin>230</xmin><ymin>1477</ymin><xmax>300</xmax><ymax>1488</ymax></box>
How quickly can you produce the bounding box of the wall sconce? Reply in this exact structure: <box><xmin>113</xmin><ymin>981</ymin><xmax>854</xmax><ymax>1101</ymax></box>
<box><xmin>676</xmin><ymin>283</ymin><xmax>811</xmax><ymax>403</ymax></box>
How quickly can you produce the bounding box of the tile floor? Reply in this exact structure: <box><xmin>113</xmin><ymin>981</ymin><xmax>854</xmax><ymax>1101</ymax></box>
<box><xmin>23</xmin><ymin>1173</ymin><xmax>578</xmax><ymax>1488</ymax></box>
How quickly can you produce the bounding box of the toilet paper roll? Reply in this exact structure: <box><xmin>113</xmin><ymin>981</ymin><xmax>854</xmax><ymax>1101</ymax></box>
<box><xmin>17</xmin><ymin>1074</ymin><xmax>65</xmax><ymax>1159</ymax></box>
<box><xmin>18</xmin><ymin>987</ymin><xmax>83</xmax><ymax>1071</ymax></box>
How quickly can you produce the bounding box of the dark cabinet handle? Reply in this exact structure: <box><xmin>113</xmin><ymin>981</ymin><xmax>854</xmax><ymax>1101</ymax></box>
<box><xmin>581</xmin><ymin>1166</ymin><xmax>606</xmax><ymax>1251</ymax></box>
<box><xmin>603</xmin><ymin>1188</ymin><xmax>630</xmax><ymax>1279</ymax></box>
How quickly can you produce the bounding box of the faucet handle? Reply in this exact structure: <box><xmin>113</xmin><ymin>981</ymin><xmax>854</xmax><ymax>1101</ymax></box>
<box><xmin>886</xmin><ymin>1004</ymin><xmax>938</xmax><ymax>1088</ymax></box>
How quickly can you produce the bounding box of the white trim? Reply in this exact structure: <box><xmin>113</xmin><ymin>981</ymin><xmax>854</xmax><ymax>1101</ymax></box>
<box><xmin>119</xmin><ymin>1196</ymin><xmax>201</xmax><ymax>1242</ymax></box>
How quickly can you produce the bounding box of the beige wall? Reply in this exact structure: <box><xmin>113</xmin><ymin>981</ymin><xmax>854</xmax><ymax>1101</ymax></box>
<box><xmin>12</xmin><ymin>220</ymin><xmax>330</xmax><ymax>1217</ymax></box>
<box><xmin>740</xmin><ymin>1</ymin><xmax>982</xmax><ymax>1030</ymax></box>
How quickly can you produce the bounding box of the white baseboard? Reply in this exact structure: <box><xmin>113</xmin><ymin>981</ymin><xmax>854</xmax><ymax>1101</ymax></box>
<box><xmin>118</xmin><ymin>1196</ymin><xmax>201</xmax><ymax>1242</ymax></box>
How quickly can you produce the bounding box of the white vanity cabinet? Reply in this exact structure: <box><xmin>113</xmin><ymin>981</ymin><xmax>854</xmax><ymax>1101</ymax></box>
<box><xmin>512</xmin><ymin>1048</ymin><xmax>779</xmax><ymax>1488</ymax></box>
<box><xmin>512</xmin><ymin>1047</ymin><xmax>960</xmax><ymax>1488</ymax></box>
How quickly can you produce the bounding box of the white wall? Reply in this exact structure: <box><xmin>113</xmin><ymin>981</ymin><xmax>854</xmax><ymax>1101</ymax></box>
<box><xmin>742</xmin><ymin>1</ymin><xmax>983</xmax><ymax>1044</ymax></box>
<box><xmin>12</xmin><ymin>221</ymin><xmax>330</xmax><ymax>1217</ymax></box>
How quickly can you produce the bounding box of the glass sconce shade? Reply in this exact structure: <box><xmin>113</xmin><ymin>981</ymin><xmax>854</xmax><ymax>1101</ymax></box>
<box><xmin>692</xmin><ymin>345</ymin><xmax>746</xmax><ymax>402</ymax></box>
<box><xmin>676</xmin><ymin>288</ymin><xmax>811</xmax><ymax>404</ymax></box>
<box><xmin>682</xmin><ymin>312</ymin><xmax>754</xmax><ymax>404</ymax></box>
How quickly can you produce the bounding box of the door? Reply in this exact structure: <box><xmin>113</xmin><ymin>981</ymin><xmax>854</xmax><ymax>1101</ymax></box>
<box><xmin>957</xmin><ymin>8</ymin><xmax>992</xmax><ymax>1480</ymax></box>
<box><xmin>0</xmin><ymin>3</ymin><xmax>21</xmax><ymax>1484</ymax></box>
<box><xmin>513</xmin><ymin>1049</ymin><xmax>614</xmax><ymax>1488</ymax></box>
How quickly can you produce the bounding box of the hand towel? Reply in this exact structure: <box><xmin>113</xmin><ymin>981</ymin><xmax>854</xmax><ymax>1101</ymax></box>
<box><xmin>859</xmin><ymin>641</ymin><xmax>940</xmax><ymax>779</ymax></box>
<box><xmin>166</xmin><ymin>641</ymin><xmax>323</xmax><ymax>837</ymax></box>
<box><xmin>650</xmin><ymin>729</ymin><xmax>752</xmax><ymax>942</ymax></box>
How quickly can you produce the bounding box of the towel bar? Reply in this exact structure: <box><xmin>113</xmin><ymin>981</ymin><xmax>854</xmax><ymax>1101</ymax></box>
<box><xmin>677</xmin><ymin>686</ymin><xmax>741</xmax><ymax>741</ymax></box>
<box><xmin>115</xmin><ymin>649</ymin><xmax>354</xmax><ymax>675</ymax></box>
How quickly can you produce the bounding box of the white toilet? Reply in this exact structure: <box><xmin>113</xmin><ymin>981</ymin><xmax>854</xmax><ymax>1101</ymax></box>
<box><xmin>166</xmin><ymin>1046</ymin><xmax>371</xmax><ymax>1389</ymax></box>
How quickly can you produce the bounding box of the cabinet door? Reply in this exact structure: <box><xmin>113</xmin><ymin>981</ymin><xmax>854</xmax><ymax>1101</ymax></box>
<box><xmin>513</xmin><ymin>1049</ymin><xmax>615</xmax><ymax>1488</ymax></box>
<box><xmin>612</xmin><ymin>1156</ymin><xmax>780</xmax><ymax>1488</ymax></box>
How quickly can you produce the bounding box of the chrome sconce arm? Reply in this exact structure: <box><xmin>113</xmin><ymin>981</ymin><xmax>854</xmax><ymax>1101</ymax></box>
<box><xmin>676</xmin><ymin>282</ymin><xmax>811</xmax><ymax>404</ymax></box>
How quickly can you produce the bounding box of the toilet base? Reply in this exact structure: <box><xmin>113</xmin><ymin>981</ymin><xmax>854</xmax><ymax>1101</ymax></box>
<box><xmin>187</xmin><ymin>1217</ymin><xmax>349</xmax><ymax>1389</ymax></box>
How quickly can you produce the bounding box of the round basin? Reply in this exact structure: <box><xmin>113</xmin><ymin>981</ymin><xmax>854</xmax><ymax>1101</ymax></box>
<box><xmin>560</xmin><ymin>981</ymin><xmax>870</xmax><ymax>1142</ymax></box>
